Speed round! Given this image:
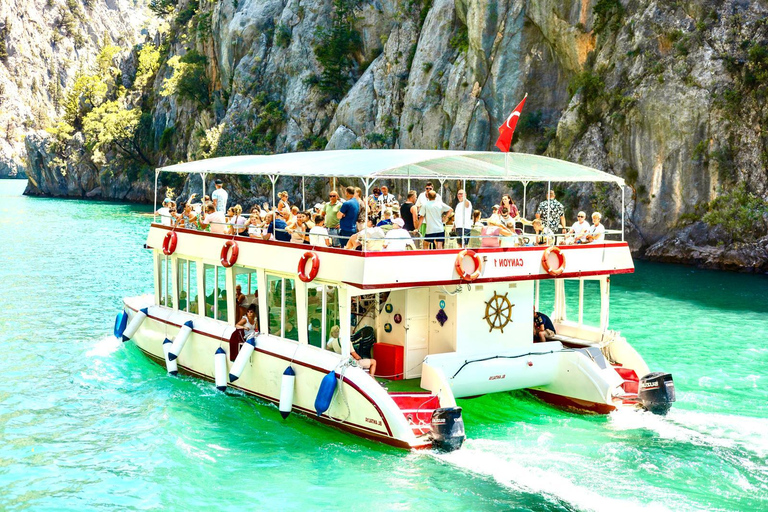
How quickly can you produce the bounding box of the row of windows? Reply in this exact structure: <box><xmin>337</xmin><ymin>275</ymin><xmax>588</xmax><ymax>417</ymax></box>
<box><xmin>158</xmin><ymin>254</ymin><xmax>340</xmax><ymax>348</ymax></box>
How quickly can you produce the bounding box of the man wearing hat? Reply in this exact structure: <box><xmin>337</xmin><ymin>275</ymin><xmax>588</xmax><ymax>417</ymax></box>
<box><xmin>383</xmin><ymin>217</ymin><xmax>416</xmax><ymax>251</ymax></box>
<box><xmin>212</xmin><ymin>179</ymin><xmax>228</xmax><ymax>213</ymax></box>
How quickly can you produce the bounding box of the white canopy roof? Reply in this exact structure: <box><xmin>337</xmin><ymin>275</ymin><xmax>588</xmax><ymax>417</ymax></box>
<box><xmin>157</xmin><ymin>149</ymin><xmax>624</xmax><ymax>184</ymax></box>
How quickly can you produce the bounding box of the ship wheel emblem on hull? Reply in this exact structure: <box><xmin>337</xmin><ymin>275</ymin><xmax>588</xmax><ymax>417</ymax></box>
<box><xmin>483</xmin><ymin>292</ymin><xmax>514</xmax><ymax>333</ymax></box>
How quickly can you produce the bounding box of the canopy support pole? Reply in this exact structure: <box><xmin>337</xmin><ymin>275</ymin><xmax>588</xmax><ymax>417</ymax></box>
<box><xmin>302</xmin><ymin>176</ymin><xmax>306</xmax><ymax>211</ymax></box>
<box><xmin>439</xmin><ymin>178</ymin><xmax>445</xmax><ymax>203</ymax></box>
<box><xmin>269</xmin><ymin>174</ymin><xmax>278</xmax><ymax>237</ymax></box>
<box><xmin>621</xmin><ymin>184</ymin><xmax>625</xmax><ymax>242</ymax></box>
<box><xmin>362</xmin><ymin>178</ymin><xmax>372</xmax><ymax>253</ymax></box>
<box><xmin>461</xmin><ymin>178</ymin><xmax>467</xmax><ymax>248</ymax></box>
<box><xmin>521</xmin><ymin>180</ymin><xmax>528</xmax><ymax>219</ymax></box>
<box><xmin>153</xmin><ymin>169</ymin><xmax>159</xmax><ymax>220</ymax></box>
<box><xmin>201</xmin><ymin>172</ymin><xmax>207</xmax><ymax>201</ymax></box>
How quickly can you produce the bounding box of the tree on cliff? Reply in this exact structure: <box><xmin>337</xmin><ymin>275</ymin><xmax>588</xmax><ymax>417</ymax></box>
<box><xmin>83</xmin><ymin>101</ymin><xmax>153</xmax><ymax>167</ymax></box>
<box><xmin>313</xmin><ymin>0</ymin><xmax>361</xmax><ymax>101</ymax></box>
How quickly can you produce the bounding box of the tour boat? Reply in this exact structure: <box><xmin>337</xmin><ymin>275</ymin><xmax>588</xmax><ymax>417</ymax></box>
<box><xmin>116</xmin><ymin>150</ymin><xmax>674</xmax><ymax>451</ymax></box>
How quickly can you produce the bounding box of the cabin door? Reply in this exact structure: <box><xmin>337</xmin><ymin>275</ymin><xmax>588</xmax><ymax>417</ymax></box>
<box><xmin>404</xmin><ymin>288</ymin><xmax>429</xmax><ymax>379</ymax></box>
<box><xmin>428</xmin><ymin>290</ymin><xmax>456</xmax><ymax>355</ymax></box>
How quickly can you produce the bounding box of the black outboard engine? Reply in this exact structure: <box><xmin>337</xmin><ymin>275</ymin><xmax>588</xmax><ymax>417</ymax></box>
<box><xmin>430</xmin><ymin>407</ymin><xmax>465</xmax><ymax>452</ymax></box>
<box><xmin>638</xmin><ymin>372</ymin><xmax>675</xmax><ymax>415</ymax></box>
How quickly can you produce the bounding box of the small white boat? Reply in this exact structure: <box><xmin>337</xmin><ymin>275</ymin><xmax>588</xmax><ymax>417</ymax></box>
<box><xmin>117</xmin><ymin>150</ymin><xmax>674</xmax><ymax>451</ymax></box>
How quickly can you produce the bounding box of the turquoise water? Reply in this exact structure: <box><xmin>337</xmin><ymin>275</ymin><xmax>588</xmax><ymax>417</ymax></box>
<box><xmin>1</xmin><ymin>179</ymin><xmax>766</xmax><ymax>511</ymax></box>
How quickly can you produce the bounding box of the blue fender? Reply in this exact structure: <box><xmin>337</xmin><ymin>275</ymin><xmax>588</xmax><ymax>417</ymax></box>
<box><xmin>114</xmin><ymin>311</ymin><xmax>128</xmax><ymax>339</ymax></box>
<box><xmin>314</xmin><ymin>370</ymin><xmax>338</xmax><ymax>417</ymax></box>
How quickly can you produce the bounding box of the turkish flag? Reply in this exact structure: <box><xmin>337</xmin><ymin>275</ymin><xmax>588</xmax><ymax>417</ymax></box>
<box><xmin>495</xmin><ymin>94</ymin><xmax>528</xmax><ymax>152</ymax></box>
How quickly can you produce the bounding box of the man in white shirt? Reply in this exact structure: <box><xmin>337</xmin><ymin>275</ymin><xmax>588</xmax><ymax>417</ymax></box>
<box><xmin>211</xmin><ymin>179</ymin><xmax>228</xmax><ymax>213</ymax></box>
<box><xmin>418</xmin><ymin>190</ymin><xmax>452</xmax><ymax>249</ymax></box>
<box><xmin>568</xmin><ymin>211</ymin><xmax>591</xmax><ymax>244</ymax></box>
<box><xmin>383</xmin><ymin>218</ymin><xmax>416</xmax><ymax>251</ymax></box>
<box><xmin>453</xmin><ymin>189</ymin><xmax>473</xmax><ymax>247</ymax></box>
<box><xmin>378</xmin><ymin>185</ymin><xmax>396</xmax><ymax>206</ymax></box>
<box><xmin>155</xmin><ymin>198</ymin><xmax>174</xmax><ymax>226</ymax></box>
<box><xmin>415</xmin><ymin>182</ymin><xmax>443</xmax><ymax>208</ymax></box>
<box><xmin>308</xmin><ymin>214</ymin><xmax>332</xmax><ymax>247</ymax></box>
<box><xmin>586</xmin><ymin>212</ymin><xmax>606</xmax><ymax>243</ymax></box>
<box><xmin>200</xmin><ymin>203</ymin><xmax>227</xmax><ymax>234</ymax></box>
<box><xmin>346</xmin><ymin>218</ymin><xmax>386</xmax><ymax>251</ymax></box>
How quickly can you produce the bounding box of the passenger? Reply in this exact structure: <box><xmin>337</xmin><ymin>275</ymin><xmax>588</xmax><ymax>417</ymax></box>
<box><xmin>489</xmin><ymin>197</ymin><xmax>516</xmax><ymax>231</ymax></box>
<box><xmin>419</xmin><ymin>190</ymin><xmax>452</xmax><ymax>249</ymax></box>
<box><xmin>326</xmin><ymin>325</ymin><xmax>376</xmax><ymax>376</ymax></box>
<box><xmin>400</xmin><ymin>190</ymin><xmax>419</xmax><ymax>233</ymax></box>
<box><xmin>261</xmin><ymin>211</ymin><xmax>291</xmax><ymax>242</ymax></box>
<box><xmin>376</xmin><ymin>209</ymin><xmax>393</xmax><ymax>227</ymax></box>
<box><xmin>379</xmin><ymin>185</ymin><xmax>396</xmax><ymax>206</ymax></box>
<box><xmin>178</xmin><ymin>203</ymin><xmax>198</xmax><ymax>230</ymax></box>
<box><xmin>322</xmin><ymin>191</ymin><xmax>342</xmax><ymax>246</ymax></box>
<box><xmin>228</xmin><ymin>205</ymin><xmax>249</xmax><ymax>237</ymax></box>
<box><xmin>200</xmin><ymin>203</ymin><xmax>227</xmax><ymax>234</ymax></box>
<box><xmin>277</xmin><ymin>191</ymin><xmax>291</xmax><ymax>220</ymax></box>
<box><xmin>370</xmin><ymin>186</ymin><xmax>382</xmax><ymax>204</ymax></box>
<box><xmin>443</xmin><ymin>212</ymin><xmax>458</xmax><ymax>249</ymax></box>
<box><xmin>309</xmin><ymin>214</ymin><xmax>332</xmax><ymax>247</ymax></box>
<box><xmin>246</xmin><ymin>207</ymin><xmax>263</xmax><ymax>238</ymax></box>
<box><xmin>535</xmin><ymin>190</ymin><xmax>567</xmax><ymax>237</ymax></box>
<box><xmin>336</xmin><ymin>186</ymin><xmax>360</xmax><ymax>248</ymax></box>
<box><xmin>533</xmin><ymin>308</ymin><xmax>556</xmax><ymax>343</ymax></box>
<box><xmin>354</xmin><ymin>187</ymin><xmax>367</xmax><ymax>231</ymax></box>
<box><xmin>454</xmin><ymin>189</ymin><xmax>473</xmax><ymax>247</ymax></box>
<box><xmin>416</xmin><ymin>182</ymin><xmax>443</xmax><ymax>208</ymax></box>
<box><xmin>235</xmin><ymin>284</ymin><xmax>247</xmax><ymax>320</ymax></box>
<box><xmin>497</xmin><ymin>207</ymin><xmax>517</xmax><ymax>247</ymax></box>
<box><xmin>155</xmin><ymin>198</ymin><xmax>174</xmax><ymax>226</ymax></box>
<box><xmin>531</xmin><ymin>219</ymin><xmax>554</xmax><ymax>246</ymax></box>
<box><xmin>236</xmin><ymin>304</ymin><xmax>259</xmax><ymax>339</ymax></box>
<box><xmin>212</xmin><ymin>179</ymin><xmax>228</xmax><ymax>213</ymax></box>
<box><xmin>288</xmin><ymin>211</ymin><xmax>309</xmax><ymax>244</ymax></box>
<box><xmin>568</xmin><ymin>211</ymin><xmax>590</xmax><ymax>244</ymax></box>
<box><xmin>469</xmin><ymin>209</ymin><xmax>484</xmax><ymax>248</ymax></box>
<box><xmin>585</xmin><ymin>212</ymin><xmax>605</xmax><ymax>243</ymax></box>
<box><xmin>346</xmin><ymin>217</ymin><xmax>385</xmax><ymax>251</ymax></box>
<box><xmin>383</xmin><ymin>218</ymin><xmax>416</xmax><ymax>251</ymax></box>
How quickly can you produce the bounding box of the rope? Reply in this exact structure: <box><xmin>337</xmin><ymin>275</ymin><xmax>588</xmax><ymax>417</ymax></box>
<box><xmin>450</xmin><ymin>349</ymin><xmax>562</xmax><ymax>379</ymax></box>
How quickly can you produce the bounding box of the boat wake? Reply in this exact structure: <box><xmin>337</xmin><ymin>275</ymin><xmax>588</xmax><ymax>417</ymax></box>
<box><xmin>85</xmin><ymin>334</ymin><xmax>123</xmax><ymax>358</ymax></box>
<box><xmin>609</xmin><ymin>407</ymin><xmax>768</xmax><ymax>458</ymax></box>
<box><xmin>435</xmin><ymin>438</ymin><xmax>672</xmax><ymax>512</ymax></box>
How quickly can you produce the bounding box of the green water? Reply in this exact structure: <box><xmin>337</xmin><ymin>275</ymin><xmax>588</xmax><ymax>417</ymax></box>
<box><xmin>1</xmin><ymin>179</ymin><xmax>766</xmax><ymax>511</ymax></box>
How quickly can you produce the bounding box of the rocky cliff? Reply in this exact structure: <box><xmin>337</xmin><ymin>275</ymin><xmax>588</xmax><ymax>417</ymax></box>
<box><xmin>15</xmin><ymin>0</ymin><xmax>768</xmax><ymax>271</ymax></box>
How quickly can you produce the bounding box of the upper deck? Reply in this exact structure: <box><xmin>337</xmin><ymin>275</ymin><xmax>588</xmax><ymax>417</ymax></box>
<box><xmin>147</xmin><ymin>223</ymin><xmax>633</xmax><ymax>290</ymax></box>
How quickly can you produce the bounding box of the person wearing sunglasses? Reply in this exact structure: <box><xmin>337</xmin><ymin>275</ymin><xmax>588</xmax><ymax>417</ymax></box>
<box><xmin>567</xmin><ymin>211</ymin><xmax>591</xmax><ymax>244</ymax></box>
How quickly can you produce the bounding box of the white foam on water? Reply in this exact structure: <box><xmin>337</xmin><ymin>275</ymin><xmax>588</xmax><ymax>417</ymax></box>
<box><xmin>609</xmin><ymin>408</ymin><xmax>768</xmax><ymax>458</ymax></box>
<box><xmin>175</xmin><ymin>438</ymin><xmax>216</xmax><ymax>463</ymax></box>
<box><xmin>436</xmin><ymin>439</ymin><xmax>672</xmax><ymax>512</ymax></box>
<box><xmin>86</xmin><ymin>335</ymin><xmax>123</xmax><ymax>358</ymax></box>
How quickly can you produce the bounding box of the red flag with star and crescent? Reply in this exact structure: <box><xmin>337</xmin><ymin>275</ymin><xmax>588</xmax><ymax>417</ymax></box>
<box><xmin>495</xmin><ymin>94</ymin><xmax>528</xmax><ymax>152</ymax></box>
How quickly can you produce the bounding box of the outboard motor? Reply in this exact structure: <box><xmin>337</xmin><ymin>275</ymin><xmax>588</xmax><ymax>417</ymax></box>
<box><xmin>430</xmin><ymin>407</ymin><xmax>465</xmax><ymax>452</ymax></box>
<box><xmin>638</xmin><ymin>372</ymin><xmax>675</xmax><ymax>415</ymax></box>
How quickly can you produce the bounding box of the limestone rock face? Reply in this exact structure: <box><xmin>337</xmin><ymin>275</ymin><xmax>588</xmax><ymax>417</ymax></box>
<box><xmin>10</xmin><ymin>0</ymin><xmax>768</xmax><ymax>270</ymax></box>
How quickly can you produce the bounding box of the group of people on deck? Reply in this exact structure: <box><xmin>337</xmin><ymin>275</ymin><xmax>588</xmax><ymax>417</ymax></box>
<box><xmin>156</xmin><ymin>180</ymin><xmax>607</xmax><ymax>249</ymax></box>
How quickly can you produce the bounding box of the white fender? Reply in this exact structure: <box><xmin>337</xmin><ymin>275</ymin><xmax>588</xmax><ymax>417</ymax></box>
<box><xmin>214</xmin><ymin>347</ymin><xmax>228</xmax><ymax>391</ymax></box>
<box><xmin>122</xmin><ymin>308</ymin><xmax>148</xmax><ymax>342</ymax></box>
<box><xmin>168</xmin><ymin>321</ymin><xmax>194</xmax><ymax>361</ymax></box>
<box><xmin>229</xmin><ymin>336</ymin><xmax>256</xmax><ymax>382</ymax></box>
<box><xmin>279</xmin><ymin>366</ymin><xmax>296</xmax><ymax>419</ymax></box>
<box><xmin>162</xmin><ymin>338</ymin><xmax>178</xmax><ymax>376</ymax></box>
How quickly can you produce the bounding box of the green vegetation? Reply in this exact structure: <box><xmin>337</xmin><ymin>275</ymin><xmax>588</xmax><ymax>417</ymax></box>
<box><xmin>82</xmin><ymin>101</ymin><xmax>153</xmax><ymax>166</ymax></box>
<box><xmin>448</xmin><ymin>23</ymin><xmax>468</xmax><ymax>53</ymax></box>
<box><xmin>133</xmin><ymin>44</ymin><xmax>162</xmax><ymax>90</ymax></box>
<box><xmin>702</xmin><ymin>183</ymin><xmax>768</xmax><ymax>242</ymax></box>
<box><xmin>313</xmin><ymin>0</ymin><xmax>362</xmax><ymax>101</ymax></box>
<box><xmin>0</xmin><ymin>18</ymin><xmax>9</xmax><ymax>62</ymax></box>
<box><xmin>568</xmin><ymin>70</ymin><xmax>605</xmax><ymax>125</ymax></box>
<box><xmin>161</xmin><ymin>49</ymin><xmax>210</xmax><ymax>107</ymax></box>
<box><xmin>215</xmin><ymin>93</ymin><xmax>286</xmax><ymax>156</ymax></box>
<box><xmin>175</xmin><ymin>4</ymin><xmax>198</xmax><ymax>26</ymax></box>
<box><xmin>149</xmin><ymin>0</ymin><xmax>177</xmax><ymax>16</ymax></box>
<box><xmin>593</xmin><ymin>0</ymin><xmax>623</xmax><ymax>34</ymax></box>
<box><xmin>275</xmin><ymin>24</ymin><xmax>292</xmax><ymax>48</ymax></box>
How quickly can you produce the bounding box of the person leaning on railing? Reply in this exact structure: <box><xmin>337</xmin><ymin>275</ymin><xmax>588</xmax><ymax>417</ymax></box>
<box><xmin>228</xmin><ymin>205</ymin><xmax>249</xmax><ymax>237</ymax></box>
<box><xmin>200</xmin><ymin>203</ymin><xmax>227</xmax><ymax>234</ymax></box>
<box><xmin>585</xmin><ymin>212</ymin><xmax>605</xmax><ymax>243</ymax></box>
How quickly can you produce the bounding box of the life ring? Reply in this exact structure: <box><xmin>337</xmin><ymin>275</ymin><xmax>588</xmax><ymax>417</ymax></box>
<box><xmin>220</xmin><ymin>240</ymin><xmax>239</xmax><ymax>268</ymax></box>
<box><xmin>542</xmin><ymin>246</ymin><xmax>565</xmax><ymax>276</ymax></box>
<box><xmin>162</xmin><ymin>231</ymin><xmax>177</xmax><ymax>255</ymax></box>
<box><xmin>298</xmin><ymin>251</ymin><xmax>320</xmax><ymax>282</ymax></box>
<box><xmin>455</xmin><ymin>249</ymin><xmax>482</xmax><ymax>281</ymax></box>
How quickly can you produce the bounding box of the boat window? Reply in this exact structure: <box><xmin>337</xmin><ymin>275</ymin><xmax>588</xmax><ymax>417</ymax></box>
<box><xmin>234</xmin><ymin>268</ymin><xmax>259</xmax><ymax>322</ymax></box>
<box><xmin>203</xmin><ymin>264</ymin><xmax>227</xmax><ymax>321</ymax></box>
<box><xmin>177</xmin><ymin>259</ymin><xmax>198</xmax><ymax>313</ymax></box>
<box><xmin>267</xmin><ymin>275</ymin><xmax>299</xmax><ymax>342</ymax></box>
<box><xmin>307</xmin><ymin>284</ymin><xmax>339</xmax><ymax>349</ymax></box>
<box><xmin>159</xmin><ymin>255</ymin><xmax>173</xmax><ymax>308</ymax></box>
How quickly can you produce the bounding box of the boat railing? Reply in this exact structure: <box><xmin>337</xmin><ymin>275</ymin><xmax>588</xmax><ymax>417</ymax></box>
<box><xmin>153</xmin><ymin>212</ymin><xmax>624</xmax><ymax>254</ymax></box>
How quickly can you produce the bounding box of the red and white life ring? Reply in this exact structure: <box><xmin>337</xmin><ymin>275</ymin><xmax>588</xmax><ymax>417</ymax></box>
<box><xmin>298</xmin><ymin>251</ymin><xmax>320</xmax><ymax>282</ymax></box>
<box><xmin>455</xmin><ymin>249</ymin><xmax>482</xmax><ymax>281</ymax></box>
<box><xmin>220</xmin><ymin>240</ymin><xmax>239</xmax><ymax>268</ymax></box>
<box><xmin>162</xmin><ymin>231</ymin><xmax>177</xmax><ymax>255</ymax></box>
<box><xmin>542</xmin><ymin>246</ymin><xmax>565</xmax><ymax>276</ymax></box>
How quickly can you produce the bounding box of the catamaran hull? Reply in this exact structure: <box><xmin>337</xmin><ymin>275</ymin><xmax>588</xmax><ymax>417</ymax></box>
<box><xmin>121</xmin><ymin>296</ymin><xmax>457</xmax><ymax>450</ymax></box>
